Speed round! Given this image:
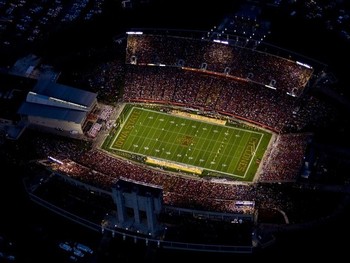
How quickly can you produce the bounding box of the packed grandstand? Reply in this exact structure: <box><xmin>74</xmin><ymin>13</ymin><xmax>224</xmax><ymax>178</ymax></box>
<box><xmin>25</xmin><ymin>29</ymin><xmax>339</xmax><ymax>252</ymax></box>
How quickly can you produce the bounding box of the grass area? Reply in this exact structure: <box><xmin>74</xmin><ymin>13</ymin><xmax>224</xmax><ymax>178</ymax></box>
<box><xmin>102</xmin><ymin>104</ymin><xmax>272</xmax><ymax>182</ymax></box>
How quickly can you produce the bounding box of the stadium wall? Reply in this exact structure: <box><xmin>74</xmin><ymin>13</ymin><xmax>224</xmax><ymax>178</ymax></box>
<box><xmin>27</xmin><ymin>115</ymin><xmax>83</xmax><ymax>134</ymax></box>
<box><xmin>28</xmin><ymin>190</ymin><xmax>254</xmax><ymax>254</ymax></box>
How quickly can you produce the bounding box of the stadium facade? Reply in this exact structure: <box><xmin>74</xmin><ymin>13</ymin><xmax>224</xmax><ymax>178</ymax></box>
<box><xmin>25</xmin><ymin>159</ymin><xmax>256</xmax><ymax>254</ymax></box>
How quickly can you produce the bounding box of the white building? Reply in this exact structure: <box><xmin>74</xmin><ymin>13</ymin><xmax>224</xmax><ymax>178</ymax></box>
<box><xmin>18</xmin><ymin>79</ymin><xmax>97</xmax><ymax>136</ymax></box>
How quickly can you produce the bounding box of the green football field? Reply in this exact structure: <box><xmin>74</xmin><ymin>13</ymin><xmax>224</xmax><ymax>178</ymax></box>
<box><xmin>103</xmin><ymin>106</ymin><xmax>272</xmax><ymax>181</ymax></box>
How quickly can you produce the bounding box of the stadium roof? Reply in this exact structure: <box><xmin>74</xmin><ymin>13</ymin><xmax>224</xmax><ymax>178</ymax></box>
<box><xmin>17</xmin><ymin>79</ymin><xmax>97</xmax><ymax>124</ymax></box>
<box><xmin>33</xmin><ymin>79</ymin><xmax>97</xmax><ymax>110</ymax></box>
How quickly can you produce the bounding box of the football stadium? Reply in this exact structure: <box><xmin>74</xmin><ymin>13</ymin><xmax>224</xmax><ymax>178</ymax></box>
<box><xmin>23</xmin><ymin>28</ymin><xmax>341</xmax><ymax>256</ymax></box>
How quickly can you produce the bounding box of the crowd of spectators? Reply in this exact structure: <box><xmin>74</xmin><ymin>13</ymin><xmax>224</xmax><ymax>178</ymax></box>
<box><xmin>78</xmin><ymin>59</ymin><xmax>125</xmax><ymax>104</ymax></box>
<box><xmin>34</xmin><ymin>130</ymin><xmax>309</xmax><ymax>216</ymax></box>
<box><xmin>126</xmin><ymin>34</ymin><xmax>314</xmax><ymax>96</ymax></box>
<box><xmin>258</xmin><ymin>133</ymin><xmax>312</xmax><ymax>182</ymax></box>
<box><xmin>123</xmin><ymin>64</ymin><xmax>332</xmax><ymax>133</ymax></box>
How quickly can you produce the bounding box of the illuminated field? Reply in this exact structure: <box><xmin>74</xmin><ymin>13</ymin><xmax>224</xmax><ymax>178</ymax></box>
<box><xmin>102</xmin><ymin>105</ymin><xmax>272</xmax><ymax>181</ymax></box>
